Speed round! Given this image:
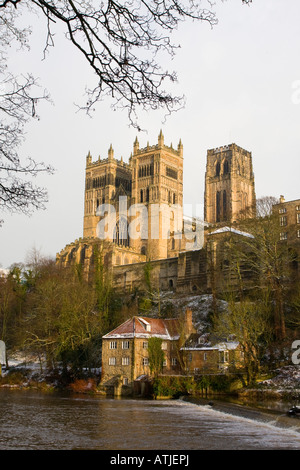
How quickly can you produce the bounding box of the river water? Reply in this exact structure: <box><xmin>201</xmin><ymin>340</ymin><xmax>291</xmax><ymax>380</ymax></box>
<box><xmin>0</xmin><ymin>389</ymin><xmax>300</xmax><ymax>450</ymax></box>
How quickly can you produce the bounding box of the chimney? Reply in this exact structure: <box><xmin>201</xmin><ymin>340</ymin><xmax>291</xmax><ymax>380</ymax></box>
<box><xmin>280</xmin><ymin>195</ymin><xmax>285</xmax><ymax>204</ymax></box>
<box><xmin>184</xmin><ymin>308</ymin><xmax>193</xmax><ymax>335</ymax></box>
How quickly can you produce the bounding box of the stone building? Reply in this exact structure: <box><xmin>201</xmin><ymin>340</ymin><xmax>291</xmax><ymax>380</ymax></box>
<box><xmin>181</xmin><ymin>333</ymin><xmax>243</xmax><ymax>375</ymax></box>
<box><xmin>56</xmin><ymin>136</ymin><xmax>258</xmax><ymax>294</ymax></box>
<box><xmin>100</xmin><ymin>308</ymin><xmax>195</xmax><ymax>396</ymax></box>
<box><xmin>272</xmin><ymin>196</ymin><xmax>300</xmax><ymax>245</ymax></box>
<box><xmin>83</xmin><ymin>130</ymin><xmax>184</xmax><ymax>262</ymax></box>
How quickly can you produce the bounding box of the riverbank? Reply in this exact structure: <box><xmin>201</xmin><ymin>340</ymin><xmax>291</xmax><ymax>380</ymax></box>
<box><xmin>1</xmin><ymin>354</ymin><xmax>300</xmax><ymax>420</ymax></box>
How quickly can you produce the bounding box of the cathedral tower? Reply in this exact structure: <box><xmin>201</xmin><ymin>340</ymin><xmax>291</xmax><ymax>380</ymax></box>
<box><xmin>130</xmin><ymin>130</ymin><xmax>184</xmax><ymax>259</ymax></box>
<box><xmin>204</xmin><ymin>143</ymin><xmax>256</xmax><ymax>225</ymax></box>
<box><xmin>83</xmin><ymin>146</ymin><xmax>132</xmax><ymax>239</ymax></box>
<box><xmin>82</xmin><ymin>132</ymin><xmax>184</xmax><ymax>262</ymax></box>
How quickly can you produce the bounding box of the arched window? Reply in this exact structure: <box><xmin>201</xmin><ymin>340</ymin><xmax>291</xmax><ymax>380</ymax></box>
<box><xmin>223</xmin><ymin>160</ymin><xmax>229</xmax><ymax>174</ymax></box>
<box><xmin>216</xmin><ymin>191</ymin><xmax>221</xmax><ymax>222</ymax></box>
<box><xmin>223</xmin><ymin>190</ymin><xmax>227</xmax><ymax>220</ymax></box>
<box><xmin>113</xmin><ymin>217</ymin><xmax>129</xmax><ymax>247</ymax></box>
<box><xmin>216</xmin><ymin>162</ymin><xmax>220</xmax><ymax>177</ymax></box>
<box><xmin>146</xmin><ymin>188</ymin><xmax>150</xmax><ymax>202</ymax></box>
<box><xmin>140</xmin><ymin>189</ymin><xmax>143</xmax><ymax>203</ymax></box>
<box><xmin>141</xmin><ymin>246</ymin><xmax>147</xmax><ymax>256</ymax></box>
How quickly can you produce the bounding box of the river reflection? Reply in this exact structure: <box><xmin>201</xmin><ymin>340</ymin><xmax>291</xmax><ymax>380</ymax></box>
<box><xmin>0</xmin><ymin>389</ymin><xmax>300</xmax><ymax>450</ymax></box>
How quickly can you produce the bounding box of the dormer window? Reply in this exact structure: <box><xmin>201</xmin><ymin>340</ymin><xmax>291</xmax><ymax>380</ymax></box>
<box><xmin>139</xmin><ymin>318</ymin><xmax>151</xmax><ymax>332</ymax></box>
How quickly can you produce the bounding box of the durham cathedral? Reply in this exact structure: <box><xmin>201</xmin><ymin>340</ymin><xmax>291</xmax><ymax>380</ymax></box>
<box><xmin>56</xmin><ymin>131</ymin><xmax>263</xmax><ymax>294</ymax></box>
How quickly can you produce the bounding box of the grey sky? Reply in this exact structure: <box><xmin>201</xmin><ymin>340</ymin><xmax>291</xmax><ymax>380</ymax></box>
<box><xmin>1</xmin><ymin>0</ymin><xmax>300</xmax><ymax>269</ymax></box>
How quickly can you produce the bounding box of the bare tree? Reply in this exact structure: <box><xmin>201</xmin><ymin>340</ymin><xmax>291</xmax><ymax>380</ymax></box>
<box><xmin>0</xmin><ymin>4</ymin><xmax>53</xmax><ymax>219</ymax></box>
<box><xmin>0</xmin><ymin>0</ymin><xmax>252</xmax><ymax>219</ymax></box>
<box><xmin>256</xmin><ymin>196</ymin><xmax>279</xmax><ymax>218</ymax></box>
<box><xmin>0</xmin><ymin>0</ymin><xmax>252</xmax><ymax>129</ymax></box>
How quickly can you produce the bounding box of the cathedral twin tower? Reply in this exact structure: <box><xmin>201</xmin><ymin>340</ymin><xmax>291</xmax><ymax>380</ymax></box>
<box><xmin>83</xmin><ymin>131</ymin><xmax>256</xmax><ymax>265</ymax></box>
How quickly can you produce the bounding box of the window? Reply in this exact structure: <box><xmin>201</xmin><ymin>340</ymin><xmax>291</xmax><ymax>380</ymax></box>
<box><xmin>163</xmin><ymin>359</ymin><xmax>167</xmax><ymax>367</ymax></box>
<box><xmin>113</xmin><ymin>217</ymin><xmax>129</xmax><ymax>247</ymax></box>
<box><xmin>171</xmin><ymin>357</ymin><xmax>177</xmax><ymax>366</ymax></box>
<box><xmin>140</xmin><ymin>319</ymin><xmax>151</xmax><ymax>332</ymax></box>
<box><xmin>296</xmin><ymin>205</ymin><xmax>300</xmax><ymax>211</ymax></box>
<box><xmin>123</xmin><ymin>377</ymin><xmax>129</xmax><ymax>385</ymax></box>
<box><xmin>122</xmin><ymin>341</ymin><xmax>130</xmax><ymax>349</ymax></box>
<box><xmin>110</xmin><ymin>341</ymin><xmax>117</xmax><ymax>349</ymax></box>
<box><xmin>142</xmin><ymin>357</ymin><xmax>149</xmax><ymax>366</ymax></box>
<box><xmin>109</xmin><ymin>357</ymin><xmax>116</xmax><ymax>365</ymax></box>
<box><xmin>161</xmin><ymin>342</ymin><xmax>167</xmax><ymax>350</ymax></box>
<box><xmin>280</xmin><ymin>232</ymin><xmax>288</xmax><ymax>240</ymax></box>
<box><xmin>204</xmin><ymin>353</ymin><xmax>207</xmax><ymax>361</ymax></box>
<box><xmin>280</xmin><ymin>216</ymin><xmax>287</xmax><ymax>226</ymax></box>
<box><xmin>219</xmin><ymin>351</ymin><xmax>229</xmax><ymax>363</ymax></box>
<box><xmin>223</xmin><ymin>160</ymin><xmax>229</xmax><ymax>175</ymax></box>
<box><xmin>223</xmin><ymin>190</ymin><xmax>227</xmax><ymax>220</ymax></box>
<box><xmin>279</xmin><ymin>208</ymin><xmax>287</xmax><ymax>214</ymax></box>
<box><xmin>297</xmin><ymin>213</ymin><xmax>300</xmax><ymax>224</ymax></box>
<box><xmin>122</xmin><ymin>357</ymin><xmax>129</xmax><ymax>366</ymax></box>
<box><xmin>143</xmin><ymin>341</ymin><xmax>148</xmax><ymax>349</ymax></box>
<box><xmin>188</xmin><ymin>353</ymin><xmax>192</xmax><ymax>362</ymax></box>
<box><xmin>297</xmin><ymin>230</ymin><xmax>300</xmax><ymax>238</ymax></box>
<box><xmin>166</xmin><ymin>167</ymin><xmax>178</xmax><ymax>180</ymax></box>
<box><xmin>216</xmin><ymin>191</ymin><xmax>221</xmax><ymax>222</ymax></box>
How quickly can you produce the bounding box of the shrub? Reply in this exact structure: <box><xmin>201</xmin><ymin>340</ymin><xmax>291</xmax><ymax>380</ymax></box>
<box><xmin>153</xmin><ymin>376</ymin><xmax>195</xmax><ymax>398</ymax></box>
<box><xmin>68</xmin><ymin>378</ymin><xmax>97</xmax><ymax>393</ymax></box>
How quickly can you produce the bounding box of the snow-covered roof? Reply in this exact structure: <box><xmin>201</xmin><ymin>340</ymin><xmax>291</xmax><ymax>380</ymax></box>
<box><xmin>208</xmin><ymin>226</ymin><xmax>254</xmax><ymax>238</ymax></box>
<box><xmin>181</xmin><ymin>341</ymin><xmax>239</xmax><ymax>352</ymax></box>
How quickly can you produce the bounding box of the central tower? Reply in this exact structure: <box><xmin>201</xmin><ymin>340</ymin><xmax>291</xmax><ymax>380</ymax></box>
<box><xmin>83</xmin><ymin>131</ymin><xmax>184</xmax><ymax>262</ymax></box>
<box><xmin>130</xmin><ymin>130</ymin><xmax>184</xmax><ymax>259</ymax></box>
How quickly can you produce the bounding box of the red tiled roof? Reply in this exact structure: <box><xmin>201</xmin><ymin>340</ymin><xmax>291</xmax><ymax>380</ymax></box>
<box><xmin>103</xmin><ymin>316</ymin><xmax>181</xmax><ymax>340</ymax></box>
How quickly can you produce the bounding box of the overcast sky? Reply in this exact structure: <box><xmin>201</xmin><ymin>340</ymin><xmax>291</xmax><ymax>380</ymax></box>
<box><xmin>1</xmin><ymin>0</ymin><xmax>300</xmax><ymax>269</ymax></box>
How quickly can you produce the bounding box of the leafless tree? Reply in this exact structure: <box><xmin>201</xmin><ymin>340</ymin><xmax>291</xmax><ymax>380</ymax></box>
<box><xmin>0</xmin><ymin>0</ymin><xmax>252</xmax><ymax>129</ymax></box>
<box><xmin>256</xmin><ymin>195</ymin><xmax>279</xmax><ymax>218</ymax></box>
<box><xmin>0</xmin><ymin>0</ymin><xmax>252</xmax><ymax>219</ymax></box>
<box><xmin>0</xmin><ymin>4</ymin><xmax>53</xmax><ymax>219</ymax></box>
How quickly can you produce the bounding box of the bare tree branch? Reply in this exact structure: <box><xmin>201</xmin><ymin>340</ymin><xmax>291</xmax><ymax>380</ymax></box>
<box><xmin>27</xmin><ymin>0</ymin><xmax>219</xmax><ymax>128</ymax></box>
